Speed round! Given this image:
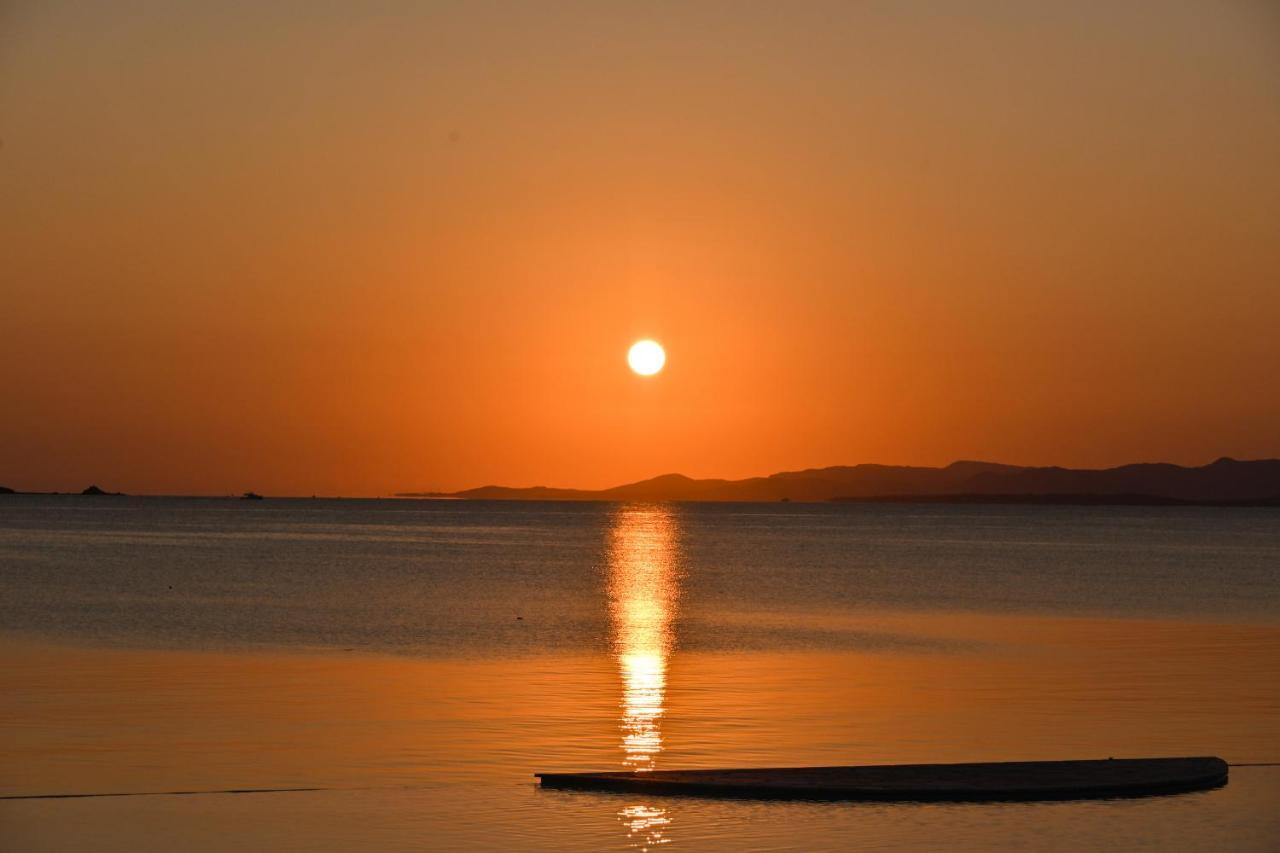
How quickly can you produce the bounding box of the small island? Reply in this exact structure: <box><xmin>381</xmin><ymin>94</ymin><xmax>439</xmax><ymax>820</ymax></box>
<box><xmin>81</xmin><ymin>485</ymin><xmax>125</xmax><ymax>496</ymax></box>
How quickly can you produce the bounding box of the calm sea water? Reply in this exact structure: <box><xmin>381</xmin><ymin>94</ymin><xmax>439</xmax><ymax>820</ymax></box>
<box><xmin>2</xmin><ymin>496</ymin><xmax>1278</xmax><ymax>851</ymax></box>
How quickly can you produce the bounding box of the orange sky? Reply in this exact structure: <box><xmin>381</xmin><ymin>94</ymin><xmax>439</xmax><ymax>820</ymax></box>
<box><xmin>2</xmin><ymin>2</ymin><xmax>1278</xmax><ymax>495</ymax></box>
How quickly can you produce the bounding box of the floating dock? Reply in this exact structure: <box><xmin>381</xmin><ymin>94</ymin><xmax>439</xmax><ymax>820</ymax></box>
<box><xmin>537</xmin><ymin>757</ymin><xmax>1227</xmax><ymax>802</ymax></box>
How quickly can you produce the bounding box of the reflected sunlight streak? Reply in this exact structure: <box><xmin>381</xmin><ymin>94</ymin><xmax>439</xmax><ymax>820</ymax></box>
<box><xmin>607</xmin><ymin>504</ymin><xmax>682</xmax><ymax>848</ymax></box>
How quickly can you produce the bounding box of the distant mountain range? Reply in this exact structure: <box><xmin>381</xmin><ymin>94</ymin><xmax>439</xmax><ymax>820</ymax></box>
<box><xmin>406</xmin><ymin>458</ymin><xmax>1280</xmax><ymax>504</ymax></box>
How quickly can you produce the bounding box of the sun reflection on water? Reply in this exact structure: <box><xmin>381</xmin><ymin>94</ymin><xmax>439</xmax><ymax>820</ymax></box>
<box><xmin>618</xmin><ymin>804</ymin><xmax>672</xmax><ymax>848</ymax></box>
<box><xmin>607</xmin><ymin>504</ymin><xmax>682</xmax><ymax>848</ymax></box>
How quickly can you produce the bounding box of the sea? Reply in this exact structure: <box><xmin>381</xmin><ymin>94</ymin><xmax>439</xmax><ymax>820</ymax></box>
<box><xmin>1</xmin><ymin>496</ymin><xmax>1278</xmax><ymax>851</ymax></box>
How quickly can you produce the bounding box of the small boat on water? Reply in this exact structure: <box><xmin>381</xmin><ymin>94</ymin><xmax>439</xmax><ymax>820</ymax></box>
<box><xmin>537</xmin><ymin>756</ymin><xmax>1227</xmax><ymax>802</ymax></box>
<box><xmin>241</xmin><ymin>492</ymin><xmax>264</xmax><ymax>500</ymax></box>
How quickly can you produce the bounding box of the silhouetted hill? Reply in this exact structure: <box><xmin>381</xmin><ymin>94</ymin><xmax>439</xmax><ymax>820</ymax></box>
<box><xmin>413</xmin><ymin>458</ymin><xmax>1280</xmax><ymax>503</ymax></box>
<box><xmin>0</xmin><ymin>486</ymin><xmax>14</xmax><ymax>494</ymax></box>
<box><xmin>832</xmin><ymin>492</ymin><xmax>1280</xmax><ymax>507</ymax></box>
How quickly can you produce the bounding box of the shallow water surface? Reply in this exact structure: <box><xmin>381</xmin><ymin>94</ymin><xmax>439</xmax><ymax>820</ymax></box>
<box><xmin>1</xmin><ymin>497</ymin><xmax>1278</xmax><ymax>850</ymax></box>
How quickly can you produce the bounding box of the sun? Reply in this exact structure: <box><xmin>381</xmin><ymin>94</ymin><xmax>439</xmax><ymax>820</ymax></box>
<box><xmin>627</xmin><ymin>340</ymin><xmax>666</xmax><ymax>376</ymax></box>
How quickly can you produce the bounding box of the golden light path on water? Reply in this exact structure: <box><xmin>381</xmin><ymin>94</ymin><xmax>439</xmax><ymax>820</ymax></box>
<box><xmin>606</xmin><ymin>504</ymin><xmax>681</xmax><ymax>849</ymax></box>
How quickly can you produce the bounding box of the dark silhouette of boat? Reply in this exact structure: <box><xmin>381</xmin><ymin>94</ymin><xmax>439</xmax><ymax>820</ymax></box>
<box><xmin>241</xmin><ymin>492</ymin><xmax>264</xmax><ymax>500</ymax></box>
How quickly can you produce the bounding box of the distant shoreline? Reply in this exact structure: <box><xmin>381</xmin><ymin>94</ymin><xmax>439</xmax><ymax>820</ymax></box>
<box><xmin>404</xmin><ymin>457</ymin><xmax>1280</xmax><ymax>504</ymax></box>
<box><xmin>9</xmin><ymin>456</ymin><xmax>1280</xmax><ymax>505</ymax></box>
<box><xmin>2</xmin><ymin>491</ymin><xmax>1278</xmax><ymax>507</ymax></box>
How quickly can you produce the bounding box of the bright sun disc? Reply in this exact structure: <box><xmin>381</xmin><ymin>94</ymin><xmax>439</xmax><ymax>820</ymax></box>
<box><xmin>628</xmin><ymin>340</ymin><xmax>666</xmax><ymax>376</ymax></box>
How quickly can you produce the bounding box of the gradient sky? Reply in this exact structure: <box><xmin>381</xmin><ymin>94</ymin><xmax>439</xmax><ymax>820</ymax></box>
<box><xmin>2</xmin><ymin>1</ymin><xmax>1278</xmax><ymax>495</ymax></box>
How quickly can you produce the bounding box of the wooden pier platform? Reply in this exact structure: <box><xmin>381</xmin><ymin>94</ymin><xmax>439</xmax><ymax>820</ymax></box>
<box><xmin>537</xmin><ymin>757</ymin><xmax>1228</xmax><ymax>802</ymax></box>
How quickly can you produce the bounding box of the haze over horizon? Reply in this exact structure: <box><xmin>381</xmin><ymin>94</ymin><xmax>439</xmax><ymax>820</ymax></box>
<box><xmin>4</xmin><ymin>1</ymin><xmax>1279</xmax><ymax>497</ymax></box>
